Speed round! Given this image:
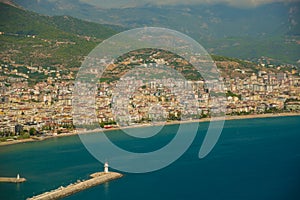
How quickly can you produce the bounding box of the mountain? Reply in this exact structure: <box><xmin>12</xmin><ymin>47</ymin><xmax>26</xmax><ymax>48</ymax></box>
<box><xmin>13</xmin><ymin>0</ymin><xmax>298</xmax><ymax>37</ymax></box>
<box><xmin>0</xmin><ymin>2</ymin><xmax>118</xmax><ymax>81</ymax></box>
<box><xmin>0</xmin><ymin>0</ymin><xmax>20</xmax><ymax>8</ymax></box>
<box><xmin>0</xmin><ymin>1</ymin><xmax>297</xmax><ymax>85</ymax></box>
<box><xmin>0</xmin><ymin>2</ymin><xmax>117</xmax><ymax>39</ymax></box>
<box><xmin>13</xmin><ymin>0</ymin><xmax>300</xmax><ymax>65</ymax></box>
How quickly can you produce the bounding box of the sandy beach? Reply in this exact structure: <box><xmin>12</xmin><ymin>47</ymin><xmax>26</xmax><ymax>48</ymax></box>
<box><xmin>1</xmin><ymin>112</ymin><xmax>299</xmax><ymax>147</ymax></box>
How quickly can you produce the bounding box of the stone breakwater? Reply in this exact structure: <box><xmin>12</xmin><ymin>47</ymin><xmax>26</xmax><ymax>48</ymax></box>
<box><xmin>27</xmin><ymin>172</ymin><xmax>123</xmax><ymax>200</ymax></box>
<box><xmin>0</xmin><ymin>177</ymin><xmax>26</xmax><ymax>183</ymax></box>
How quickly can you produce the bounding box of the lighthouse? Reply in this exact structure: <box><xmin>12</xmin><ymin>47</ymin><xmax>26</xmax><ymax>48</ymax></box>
<box><xmin>104</xmin><ymin>162</ymin><xmax>109</xmax><ymax>173</ymax></box>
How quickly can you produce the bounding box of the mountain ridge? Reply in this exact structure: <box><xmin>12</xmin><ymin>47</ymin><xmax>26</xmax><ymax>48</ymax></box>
<box><xmin>0</xmin><ymin>2</ymin><xmax>118</xmax><ymax>39</ymax></box>
<box><xmin>11</xmin><ymin>0</ymin><xmax>300</xmax><ymax>65</ymax></box>
<box><xmin>0</xmin><ymin>0</ymin><xmax>21</xmax><ymax>8</ymax></box>
<box><xmin>0</xmin><ymin>2</ymin><xmax>118</xmax><ymax>79</ymax></box>
<box><xmin>0</xmin><ymin>2</ymin><xmax>298</xmax><ymax>84</ymax></box>
<box><xmin>12</xmin><ymin>0</ymin><xmax>300</xmax><ymax>37</ymax></box>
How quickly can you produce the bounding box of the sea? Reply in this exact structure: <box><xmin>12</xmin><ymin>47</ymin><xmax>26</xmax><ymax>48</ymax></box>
<box><xmin>0</xmin><ymin>116</ymin><xmax>300</xmax><ymax>200</ymax></box>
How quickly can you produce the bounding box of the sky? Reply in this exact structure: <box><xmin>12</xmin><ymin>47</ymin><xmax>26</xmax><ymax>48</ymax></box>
<box><xmin>78</xmin><ymin>0</ymin><xmax>300</xmax><ymax>8</ymax></box>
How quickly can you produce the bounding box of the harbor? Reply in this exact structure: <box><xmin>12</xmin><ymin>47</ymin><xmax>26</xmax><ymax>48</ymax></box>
<box><xmin>27</xmin><ymin>163</ymin><xmax>123</xmax><ymax>200</ymax></box>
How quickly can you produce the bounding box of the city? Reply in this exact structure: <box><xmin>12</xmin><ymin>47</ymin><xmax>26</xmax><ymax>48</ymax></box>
<box><xmin>1</xmin><ymin>53</ymin><xmax>299</xmax><ymax>140</ymax></box>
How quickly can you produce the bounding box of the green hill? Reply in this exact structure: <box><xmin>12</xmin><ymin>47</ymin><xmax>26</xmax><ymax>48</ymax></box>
<box><xmin>0</xmin><ymin>2</ymin><xmax>117</xmax><ymax>74</ymax></box>
<box><xmin>14</xmin><ymin>0</ymin><xmax>300</xmax><ymax>65</ymax></box>
<box><xmin>0</xmin><ymin>2</ymin><xmax>116</xmax><ymax>39</ymax></box>
<box><xmin>0</xmin><ymin>2</ymin><xmax>297</xmax><ymax>85</ymax></box>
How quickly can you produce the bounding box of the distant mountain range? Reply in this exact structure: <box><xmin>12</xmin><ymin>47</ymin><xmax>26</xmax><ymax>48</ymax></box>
<box><xmin>10</xmin><ymin>0</ymin><xmax>300</xmax><ymax>65</ymax></box>
<box><xmin>0</xmin><ymin>0</ymin><xmax>299</xmax><ymax>65</ymax></box>
<box><xmin>0</xmin><ymin>1</ymin><xmax>297</xmax><ymax>84</ymax></box>
<box><xmin>13</xmin><ymin>0</ymin><xmax>300</xmax><ymax>37</ymax></box>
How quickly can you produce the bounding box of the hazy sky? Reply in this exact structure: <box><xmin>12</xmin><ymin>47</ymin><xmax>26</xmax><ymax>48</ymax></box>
<box><xmin>79</xmin><ymin>0</ymin><xmax>299</xmax><ymax>8</ymax></box>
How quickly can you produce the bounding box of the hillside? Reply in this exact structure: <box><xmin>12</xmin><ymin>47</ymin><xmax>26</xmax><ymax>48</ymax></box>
<box><xmin>13</xmin><ymin>0</ymin><xmax>299</xmax><ymax>36</ymax></box>
<box><xmin>0</xmin><ymin>2</ymin><xmax>117</xmax><ymax>39</ymax></box>
<box><xmin>0</xmin><ymin>2</ymin><xmax>298</xmax><ymax>86</ymax></box>
<box><xmin>13</xmin><ymin>0</ymin><xmax>300</xmax><ymax>65</ymax></box>
<box><xmin>0</xmin><ymin>2</ymin><xmax>117</xmax><ymax>78</ymax></box>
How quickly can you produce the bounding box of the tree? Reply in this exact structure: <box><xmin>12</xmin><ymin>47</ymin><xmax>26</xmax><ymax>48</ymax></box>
<box><xmin>29</xmin><ymin>128</ymin><xmax>37</xmax><ymax>136</ymax></box>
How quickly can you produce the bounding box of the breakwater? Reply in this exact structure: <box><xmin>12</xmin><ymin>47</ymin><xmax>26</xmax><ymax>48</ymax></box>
<box><xmin>0</xmin><ymin>177</ymin><xmax>26</xmax><ymax>183</ymax></box>
<box><xmin>27</xmin><ymin>172</ymin><xmax>123</xmax><ymax>200</ymax></box>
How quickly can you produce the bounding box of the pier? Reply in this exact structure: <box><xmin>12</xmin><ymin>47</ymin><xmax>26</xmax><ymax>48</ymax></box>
<box><xmin>0</xmin><ymin>174</ymin><xmax>26</xmax><ymax>183</ymax></box>
<box><xmin>27</xmin><ymin>172</ymin><xmax>123</xmax><ymax>200</ymax></box>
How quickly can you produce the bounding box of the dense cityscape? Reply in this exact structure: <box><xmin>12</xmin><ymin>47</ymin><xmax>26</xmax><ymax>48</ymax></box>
<box><xmin>0</xmin><ymin>0</ymin><xmax>300</xmax><ymax>142</ymax></box>
<box><xmin>1</xmin><ymin>56</ymin><xmax>299</xmax><ymax>140</ymax></box>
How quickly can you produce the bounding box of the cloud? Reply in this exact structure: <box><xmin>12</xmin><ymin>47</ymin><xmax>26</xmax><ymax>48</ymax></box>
<box><xmin>79</xmin><ymin>0</ymin><xmax>300</xmax><ymax>9</ymax></box>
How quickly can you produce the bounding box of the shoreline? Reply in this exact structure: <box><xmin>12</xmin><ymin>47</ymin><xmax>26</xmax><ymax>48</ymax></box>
<box><xmin>1</xmin><ymin>112</ymin><xmax>300</xmax><ymax>147</ymax></box>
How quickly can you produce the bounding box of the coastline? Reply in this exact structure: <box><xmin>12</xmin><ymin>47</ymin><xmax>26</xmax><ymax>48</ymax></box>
<box><xmin>1</xmin><ymin>112</ymin><xmax>300</xmax><ymax>147</ymax></box>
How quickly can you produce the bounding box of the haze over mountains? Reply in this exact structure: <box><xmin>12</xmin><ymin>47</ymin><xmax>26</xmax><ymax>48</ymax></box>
<box><xmin>11</xmin><ymin>0</ymin><xmax>300</xmax><ymax>65</ymax></box>
<box><xmin>14</xmin><ymin>0</ymin><xmax>300</xmax><ymax>36</ymax></box>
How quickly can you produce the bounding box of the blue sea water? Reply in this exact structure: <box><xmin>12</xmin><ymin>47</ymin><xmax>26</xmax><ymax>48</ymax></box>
<box><xmin>0</xmin><ymin>116</ymin><xmax>300</xmax><ymax>200</ymax></box>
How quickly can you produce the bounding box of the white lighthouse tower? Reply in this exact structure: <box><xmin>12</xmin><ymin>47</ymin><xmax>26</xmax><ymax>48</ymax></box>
<box><xmin>104</xmin><ymin>162</ymin><xmax>109</xmax><ymax>173</ymax></box>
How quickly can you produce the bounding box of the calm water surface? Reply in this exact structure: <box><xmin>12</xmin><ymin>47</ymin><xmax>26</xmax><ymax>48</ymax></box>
<box><xmin>0</xmin><ymin>116</ymin><xmax>300</xmax><ymax>200</ymax></box>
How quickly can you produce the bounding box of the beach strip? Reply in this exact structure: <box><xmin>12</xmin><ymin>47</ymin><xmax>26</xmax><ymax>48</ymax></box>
<box><xmin>1</xmin><ymin>112</ymin><xmax>300</xmax><ymax>147</ymax></box>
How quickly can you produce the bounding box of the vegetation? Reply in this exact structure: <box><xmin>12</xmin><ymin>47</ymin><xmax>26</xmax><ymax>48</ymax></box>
<box><xmin>285</xmin><ymin>98</ymin><xmax>300</xmax><ymax>103</ymax></box>
<box><xmin>0</xmin><ymin>3</ymin><xmax>116</xmax><ymax>40</ymax></box>
<box><xmin>226</xmin><ymin>91</ymin><xmax>242</xmax><ymax>100</ymax></box>
<box><xmin>1</xmin><ymin>3</ymin><xmax>297</xmax><ymax>86</ymax></box>
<box><xmin>14</xmin><ymin>0</ymin><xmax>300</xmax><ymax>65</ymax></box>
<box><xmin>100</xmin><ymin>121</ymin><xmax>117</xmax><ymax>128</ymax></box>
<box><xmin>100</xmin><ymin>48</ymin><xmax>204</xmax><ymax>83</ymax></box>
<box><xmin>0</xmin><ymin>131</ymin><xmax>30</xmax><ymax>142</ymax></box>
<box><xmin>0</xmin><ymin>2</ymin><xmax>118</xmax><ymax>79</ymax></box>
<box><xmin>29</xmin><ymin>127</ymin><xmax>37</xmax><ymax>136</ymax></box>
